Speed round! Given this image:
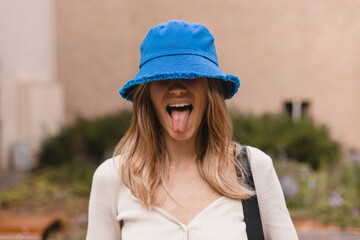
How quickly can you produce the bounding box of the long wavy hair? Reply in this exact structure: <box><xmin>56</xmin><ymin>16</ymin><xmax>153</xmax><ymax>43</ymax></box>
<box><xmin>113</xmin><ymin>78</ymin><xmax>254</xmax><ymax>207</ymax></box>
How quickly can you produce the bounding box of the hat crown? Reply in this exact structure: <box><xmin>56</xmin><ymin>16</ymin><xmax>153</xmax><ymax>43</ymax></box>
<box><xmin>139</xmin><ymin>20</ymin><xmax>218</xmax><ymax>68</ymax></box>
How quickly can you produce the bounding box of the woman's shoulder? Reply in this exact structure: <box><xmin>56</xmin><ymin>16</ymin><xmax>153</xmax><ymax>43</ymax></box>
<box><xmin>92</xmin><ymin>155</ymin><xmax>122</xmax><ymax>188</ymax></box>
<box><xmin>246</xmin><ymin>146</ymin><xmax>274</xmax><ymax>173</ymax></box>
<box><xmin>247</xmin><ymin>146</ymin><xmax>272</xmax><ymax>164</ymax></box>
<box><xmin>245</xmin><ymin>146</ymin><xmax>278</xmax><ymax>203</ymax></box>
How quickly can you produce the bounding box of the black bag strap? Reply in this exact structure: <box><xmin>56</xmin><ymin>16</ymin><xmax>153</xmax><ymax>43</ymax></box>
<box><xmin>237</xmin><ymin>145</ymin><xmax>265</xmax><ymax>240</ymax></box>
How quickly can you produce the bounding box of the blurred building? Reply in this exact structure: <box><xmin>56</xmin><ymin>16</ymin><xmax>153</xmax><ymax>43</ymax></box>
<box><xmin>1</xmin><ymin>0</ymin><xmax>359</xmax><ymax>172</ymax></box>
<box><xmin>0</xmin><ymin>0</ymin><xmax>64</xmax><ymax>172</ymax></box>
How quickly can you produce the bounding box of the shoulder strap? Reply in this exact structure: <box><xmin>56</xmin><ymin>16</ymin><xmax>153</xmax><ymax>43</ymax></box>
<box><xmin>237</xmin><ymin>145</ymin><xmax>265</xmax><ymax>240</ymax></box>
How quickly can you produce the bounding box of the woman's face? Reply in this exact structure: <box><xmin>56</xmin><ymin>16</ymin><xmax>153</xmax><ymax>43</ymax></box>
<box><xmin>149</xmin><ymin>78</ymin><xmax>208</xmax><ymax>141</ymax></box>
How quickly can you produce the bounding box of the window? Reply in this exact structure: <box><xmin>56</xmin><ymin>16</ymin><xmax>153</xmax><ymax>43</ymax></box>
<box><xmin>284</xmin><ymin>100</ymin><xmax>309</xmax><ymax>120</ymax></box>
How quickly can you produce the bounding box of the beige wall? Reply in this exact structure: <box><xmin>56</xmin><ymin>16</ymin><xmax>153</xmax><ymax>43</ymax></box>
<box><xmin>17</xmin><ymin>81</ymin><xmax>64</xmax><ymax>165</ymax></box>
<box><xmin>56</xmin><ymin>0</ymin><xmax>360</xmax><ymax>151</ymax></box>
<box><xmin>0</xmin><ymin>0</ymin><xmax>64</xmax><ymax>171</ymax></box>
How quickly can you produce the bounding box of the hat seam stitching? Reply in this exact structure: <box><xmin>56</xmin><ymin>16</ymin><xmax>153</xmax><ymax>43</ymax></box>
<box><xmin>139</xmin><ymin>53</ymin><xmax>219</xmax><ymax>69</ymax></box>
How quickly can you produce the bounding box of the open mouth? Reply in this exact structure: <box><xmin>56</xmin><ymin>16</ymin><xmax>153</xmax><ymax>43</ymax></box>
<box><xmin>165</xmin><ymin>103</ymin><xmax>193</xmax><ymax>133</ymax></box>
<box><xmin>166</xmin><ymin>103</ymin><xmax>193</xmax><ymax>117</ymax></box>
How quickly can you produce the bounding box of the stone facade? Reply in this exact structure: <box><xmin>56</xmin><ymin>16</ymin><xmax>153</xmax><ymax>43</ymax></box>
<box><xmin>56</xmin><ymin>0</ymin><xmax>360</xmax><ymax>151</ymax></box>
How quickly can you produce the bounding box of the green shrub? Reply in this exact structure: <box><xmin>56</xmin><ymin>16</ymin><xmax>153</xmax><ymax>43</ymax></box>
<box><xmin>0</xmin><ymin>162</ymin><xmax>96</xmax><ymax>207</ymax></box>
<box><xmin>232</xmin><ymin>113</ymin><xmax>340</xmax><ymax>169</ymax></box>
<box><xmin>274</xmin><ymin>159</ymin><xmax>360</xmax><ymax>227</ymax></box>
<box><xmin>0</xmin><ymin>183</ymin><xmax>31</xmax><ymax>207</ymax></box>
<box><xmin>284</xmin><ymin>121</ymin><xmax>339</xmax><ymax>169</ymax></box>
<box><xmin>38</xmin><ymin>111</ymin><xmax>132</xmax><ymax>167</ymax></box>
<box><xmin>38</xmin><ymin>110</ymin><xmax>339</xmax><ymax>170</ymax></box>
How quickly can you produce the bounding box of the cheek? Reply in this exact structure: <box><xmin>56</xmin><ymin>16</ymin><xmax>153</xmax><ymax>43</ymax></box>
<box><xmin>194</xmin><ymin>79</ymin><xmax>209</xmax><ymax>107</ymax></box>
<box><xmin>198</xmin><ymin>89</ymin><xmax>209</xmax><ymax>112</ymax></box>
<box><xmin>149</xmin><ymin>85</ymin><xmax>167</xmax><ymax>124</ymax></box>
<box><xmin>149</xmin><ymin>85</ymin><xmax>161</xmax><ymax>108</ymax></box>
<box><xmin>149</xmin><ymin>83</ymin><xmax>167</xmax><ymax>103</ymax></box>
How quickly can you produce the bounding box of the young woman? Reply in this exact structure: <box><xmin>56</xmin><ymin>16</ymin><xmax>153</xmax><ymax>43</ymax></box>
<box><xmin>86</xmin><ymin>20</ymin><xmax>298</xmax><ymax>240</ymax></box>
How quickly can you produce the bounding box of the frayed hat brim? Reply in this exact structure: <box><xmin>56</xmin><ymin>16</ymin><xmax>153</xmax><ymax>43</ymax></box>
<box><xmin>119</xmin><ymin>54</ymin><xmax>240</xmax><ymax>100</ymax></box>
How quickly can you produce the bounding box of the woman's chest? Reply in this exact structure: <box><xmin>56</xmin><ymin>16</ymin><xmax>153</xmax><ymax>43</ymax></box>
<box><xmin>153</xmin><ymin>179</ymin><xmax>222</xmax><ymax>225</ymax></box>
<box><xmin>117</xmin><ymin>191</ymin><xmax>247</xmax><ymax>240</ymax></box>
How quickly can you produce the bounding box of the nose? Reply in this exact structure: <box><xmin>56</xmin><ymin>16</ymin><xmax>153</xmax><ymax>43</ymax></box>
<box><xmin>168</xmin><ymin>79</ymin><xmax>187</xmax><ymax>95</ymax></box>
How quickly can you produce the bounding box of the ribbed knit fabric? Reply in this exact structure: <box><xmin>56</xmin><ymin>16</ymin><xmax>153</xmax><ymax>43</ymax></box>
<box><xmin>86</xmin><ymin>147</ymin><xmax>299</xmax><ymax>240</ymax></box>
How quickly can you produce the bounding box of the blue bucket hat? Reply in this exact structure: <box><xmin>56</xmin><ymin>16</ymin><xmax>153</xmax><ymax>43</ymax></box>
<box><xmin>119</xmin><ymin>20</ymin><xmax>240</xmax><ymax>101</ymax></box>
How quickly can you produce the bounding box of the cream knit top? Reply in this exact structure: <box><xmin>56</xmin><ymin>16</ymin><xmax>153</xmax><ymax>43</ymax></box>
<box><xmin>86</xmin><ymin>146</ymin><xmax>299</xmax><ymax>240</ymax></box>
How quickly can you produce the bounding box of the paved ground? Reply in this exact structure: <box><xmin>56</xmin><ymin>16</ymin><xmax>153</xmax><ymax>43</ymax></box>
<box><xmin>298</xmin><ymin>230</ymin><xmax>360</xmax><ymax>240</ymax></box>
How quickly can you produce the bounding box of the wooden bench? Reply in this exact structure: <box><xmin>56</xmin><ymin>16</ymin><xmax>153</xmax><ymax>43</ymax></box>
<box><xmin>0</xmin><ymin>215</ymin><xmax>61</xmax><ymax>240</ymax></box>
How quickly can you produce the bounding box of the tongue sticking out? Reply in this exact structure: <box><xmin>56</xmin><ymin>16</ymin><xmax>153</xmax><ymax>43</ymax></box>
<box><xmin>171</xmin><ymin>110</ymin><xmax>190</xmax><ymax>133</ymax></box>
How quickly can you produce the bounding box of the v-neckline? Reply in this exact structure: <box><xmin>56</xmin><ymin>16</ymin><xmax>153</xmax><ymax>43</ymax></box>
<box><xmin>152</xmin><ymin>196</ymin><xmax>227</xmax><ymax>227</ymax></box>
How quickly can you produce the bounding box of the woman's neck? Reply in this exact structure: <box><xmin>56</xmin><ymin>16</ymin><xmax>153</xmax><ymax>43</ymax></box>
<box><xmin>163</xmin><ymin>133</ymin><xmax>198</xmax><ymax>168</ymax></box>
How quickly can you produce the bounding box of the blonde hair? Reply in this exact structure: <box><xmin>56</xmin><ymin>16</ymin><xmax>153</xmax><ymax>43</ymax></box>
<box><xmin>113</xmin><ymin>78</ymin><xmax>254</xmax><ymax>207</ymax></box>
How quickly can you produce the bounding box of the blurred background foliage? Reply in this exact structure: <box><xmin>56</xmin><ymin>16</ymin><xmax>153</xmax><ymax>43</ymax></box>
<box><xmin>1</xmin><ymin>110</ymin><xmax>359</xmax><ymax>239</ymax></box>
<box><xmin>232</xmin><ymin>113</ymin><xmax>340</xmax><ymax>169</ymax></box>
<box><xmin>275</xmin><ymin>160</ymin><xmax>360</xmax><ymax>227</ymax></box>
<box><xmin>37</xmin><ymin>110</ymin><xmax>340</xmax><ymax>170</ymax></box>
<box><xmin>37</xmin><ymin>111</ymin><xmax>132</xmax><ymax>167</ymax></box>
